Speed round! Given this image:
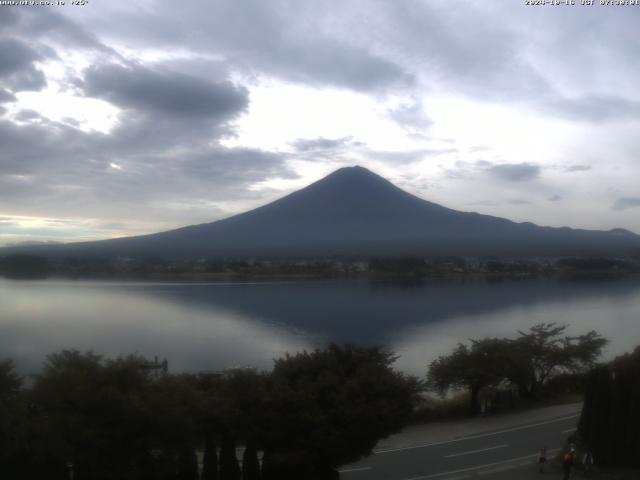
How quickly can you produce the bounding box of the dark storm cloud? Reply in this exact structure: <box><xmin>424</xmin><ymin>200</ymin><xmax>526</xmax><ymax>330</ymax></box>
<box><xmin>612</xmin><ymin>197</ymin><xmax>640</xmax><ymax>211</ymax></box>
<box><xmin>0</xmin><ymin>119</ymin><xmax>83</xmax><ymax>175</ymax></box>
<box><xmin>2</xmin><ymin>8</ymin><xmax>110</xmax><ymax>53</ymax></box>
<box><xmin>83</xmin><ymin>63</ymin><xmax>248</xmax><ymax>119</ymax></box>
<box><xmin>0</xmin><ymin>38</ymin><xmax>40</xmax><ymax>71</ymax></box>
<box><xmin>44</xmin><ymin>0</ymin><xmax>640</xmax><ymax>126</ymax></box>
<box><xmin>487</xmin><ymin>163</ymin><xmax>541</xmax><ymax>182</ymax></box>
<box><xmin>0</xmin><ymin>9</ymin><xmax>17</xmax><ymax>29</ymax></box>
<box><xmin>77</xmin><ymin>0</ymin><xmax>412</xmax><ymax>93</ymax></box>
<box><xmin>0</xmin><ymin>37</ymin><xmax>46</xmax><ymax>91</ymax></box>
<box><xmin>176</xmin><ymin>147</ymin><xmax>298</xmax><ymax>186</ymax></box>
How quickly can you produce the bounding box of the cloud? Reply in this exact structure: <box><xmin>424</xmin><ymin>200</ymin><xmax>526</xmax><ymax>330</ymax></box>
<box><xmin>0</xmin><ymin>89</ymin><xmax>16</xmax><ymax>103</ymax></box>
<box><xmin>274</xmin><ymin>39</ymin><xmax>414</xmax><ymax>91</ymax></box>
<box><xmin>0</xmin><ymin>37</ymin><xmax>41</xmax><ymax>75</ymax></box>
<box><xmin>1</xmin><ymin>0</ymin><xmax>640</xmax><ymax>240</ymax></box>
<box><xmin>387</xmin><ymin>98</ymin><xmax>432</xmax><ymax>132</ymax></box>
<box><xmin>542</xmin><ymin>95</ymin><xmax>640</xmax><ymax>124</ymax></box>
<box><xmin>290</xmin><ymin>136</ymin><xmax>361</xmax><ymax>152</ymax></box>
<box><xmin>1</xmin><ymin>8</ymin><xmax>110</xmax><ymax>53</ymax></box>
<box><xmin>612</xmin><ymin>197</ymin><xmax>640</xmax><ymax>211</ymax></box>
<box><xmin>0</xmin><ymin>37</ymin><xmax>47</xmax><ymax>91</ymax></box>
<box><xmin>83</xmin><ymin>63</ymin><xmax>248</xmax><ymax>119</ymax></box>
<box><xmin>442</xmin><ymin>160</ymin><xmax>541</xmax><ymax>185</ymax></box>
<box><xmin>0</xmin><ymin>39</ymin><xmax>293</xmax><ymax>237</ymax></box>
<box><xmin>0</xmin><ymin>9</ymin><xmax>18</xmax><ymax>30</ymax></box>
<box><xmin>548</xmin><ymin>194</ymin><xmax>563</xmax><ymax>202</ymax></box>
<box><xmin>13</xmin><ymin>109</ymin><xmax>42</xmax><ymax>122</ymax></box>
<box><xmin>368</xmin><ymin>148</ymin><xmax>457</xmax><ymax>165</ymax></box>
<box><xmin>564</xmin><ymin>165</ymin><xmax>591</xmax><ymax>173</ymax></box>
<box><xmin>76</xmin><ymin>0</ymin><xmax>413</xmax><ymax>93</ymax></box>
<box><xmin>289</xmin><ymin>136</ymin><xmax>455</xmax><ymax>166</ymax></box>
<box><xmin>486</xmin><ymin>163</ymin><xmax>541</xmax><ymax>182</ymax></box>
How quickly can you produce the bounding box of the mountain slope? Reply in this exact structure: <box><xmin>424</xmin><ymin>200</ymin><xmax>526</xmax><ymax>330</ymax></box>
<box><xmin>4</xmin><ymin>166</ymin><xmax>640</xmax><ymax>258</ymax></box>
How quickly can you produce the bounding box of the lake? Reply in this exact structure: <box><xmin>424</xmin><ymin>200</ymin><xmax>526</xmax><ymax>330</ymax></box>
<box><xmin>2</xmin><ymin>277</ymin><xmax>639</xmax><ymax>376</ymax></box>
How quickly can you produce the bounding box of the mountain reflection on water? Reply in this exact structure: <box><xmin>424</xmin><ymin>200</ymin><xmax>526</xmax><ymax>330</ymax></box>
<box><xmin>2</xmin><ymin>277</ymin><xmax>639</xmax><ymax>375</ymax></box>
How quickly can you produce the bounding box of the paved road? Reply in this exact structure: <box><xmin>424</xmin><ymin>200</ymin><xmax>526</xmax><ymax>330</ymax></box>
<box><xmin>340</xmin><ymin>413</ymin><xmax>579</xmax><ymax>480</ymax></box>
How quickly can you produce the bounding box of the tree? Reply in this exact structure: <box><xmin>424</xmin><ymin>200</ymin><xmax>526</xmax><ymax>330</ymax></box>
<box><xmin>260</xmin><ymin>344</ymin><xmax>421</xmax><ymax>478</ymax></box>
<box><xmin>579</xmin><ymin>346</ymin><xmax>640</xmax><ymax>467</ymax></box>
<box><xmin>201</xmin><ymin>433</ymin><xmax>219</xmax><ymax>480</ymax></box>
<box><xmin>30</xmin><ymin>351</ymin><xmax>203</xmax><ymax>480</ymax></box>
<box><xmin>219</xmin><ymin>433</ymin><xmax>241</xmax><ymax>480</ymax></box>
<box><xmin>0</xmin><ymin>254</ymin><xmax>49</xmax><ymax>278</ymax></box>
<box><xmin>428</xmin><ymin>324</ymin><xmax>608</xmax><ymax>413</ymax></box>
<box><xmin>0</xmin><ymin>359</ymin><xmax>24</xmax><ymax>478</ymax></box>
<box><xmin>508</xmin><ymin>323</ymin><xmax>607</xmax><ymax>398</ymax></box>
<box><xmin>427</xmin><ymin>338</ymin><xmax>510</xmax><ymax>413</ymax></box>
<box><xmin>0</xmin><ymin>359</ymin><xmax>21</xmax><ymax>401</ymax></box>
<box><xmin>177</xmin><ymin>447</ymin><xmax>199</xmax><ymax>480</ymax></box>
<box><xmin>241</xmin><ymin>443</ymin><xmax>260</xmax><ymax>480</ymax></box>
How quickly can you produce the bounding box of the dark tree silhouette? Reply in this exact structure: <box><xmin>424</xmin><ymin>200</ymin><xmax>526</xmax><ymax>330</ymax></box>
<box><xmin>579</xmin><ymin>346</ymin><xmax>640</xmax><ymax>467</ymax></box>
<box><xmin>241</xmin><ymin>443</ymin><xmax>260</xmax><ymax>480</ymax></box>
<box><xmin>1</xmin><ymin>346</ymin><xmax>420</xmax><ymax>480</ymax></box>
<box><xmin>508</xmin><ymin>323</ymin><xmax>607</xmax><ymax>398</ymax></box>
<box><xmin>428</xmin><ymin>324</ymin><xmax>608</xmax><ymax>413</ymax></box>
<box><xmin>260</xmin><ymin>344</ymin><xmax>420</xmax><ymax>477</ymax></box>
<box><xmin>177</xmin><ymin>447</ymin><xmax>199</xmax><ymax>480</ymax></box>
<box><xmin>428</xmin><ymin>338</ymin><xmax>509</xmax><ymax>413</ymax></box>
<box><xmin>201</xmin><ymin>433</ymin><xmax>219</xmax><ymax>480</ymax></box>
<box><xmin>219</xmin><ymin>433</ymin><xmax>241</xmax><ymax>480</ymax></box>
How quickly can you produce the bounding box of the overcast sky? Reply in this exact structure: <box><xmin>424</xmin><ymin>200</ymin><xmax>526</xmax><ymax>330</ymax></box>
<box><xmin>1</xmin><ymin>0</ymin><xmax>639</xmax><ymax>246</ymax></box>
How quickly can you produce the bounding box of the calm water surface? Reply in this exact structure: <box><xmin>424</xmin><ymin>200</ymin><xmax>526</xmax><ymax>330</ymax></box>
<box><xmin>2</xmin><ymin>277</ymin><xmax>639</xmax><ymax>375</ymax></box>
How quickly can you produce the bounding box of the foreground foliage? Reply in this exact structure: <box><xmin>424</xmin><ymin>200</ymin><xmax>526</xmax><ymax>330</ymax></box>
<box><xmin>0</xmin><ymin>345</ymin><xmax>420</xmax><ymax>480</ymax></box>
<box><xmin>579</xmin><ymin>345</ymin><xmax>640</xmax><ymax>467</ymax></box>
<box><xmin>427</xmin><ymin>323</ymin><xmax>607</xmax><ymax>413</ymax></box>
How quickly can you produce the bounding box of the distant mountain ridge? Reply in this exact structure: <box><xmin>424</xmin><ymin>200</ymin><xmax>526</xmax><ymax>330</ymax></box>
<box><xmin>3</xmin><ymin>166</ymin><xmax>640</xmax><ymax>258</ymax></box>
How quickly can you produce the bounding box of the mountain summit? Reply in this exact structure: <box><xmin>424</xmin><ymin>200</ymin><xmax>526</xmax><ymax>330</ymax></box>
<box><xmin>4</xmin><ymin>166</ymin><xmax>640</xmax><ymax>258</ymax></box>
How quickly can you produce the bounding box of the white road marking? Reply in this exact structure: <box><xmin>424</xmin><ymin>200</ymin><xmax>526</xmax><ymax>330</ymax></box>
<box><xmin>562</xmin><ymin>428</ymin><xmax>577</xmax><ymax>434</ymax></box>
<box><xmin>441</xmin><ymin>476</ymin><xmax>470</xmax><ymax>480</ymax></box>
<box><xmin>443</xmin><ymin>444</ymin><xmax>508</xmax><ymax>458</ymax></box>
<box><xmin>401</xmin><ymin>449</ymin><xmax>562</xmax><ymax>480</ymax></box>
<box><xmin>376</xmin><ymin>414</ymin><xmax>579</xmax><ymax>454</ymax></box>
<box><xmin>478</xmin><ymin>465</ymin><xmax>515</xmax><ymax>475</ymax></box>
<box><xmin>339</xmin><ymin>466</ymin><xmax>372</xmax><ymax>473</ymax></box>
<box><xmin>402</xmin><ymin>453</ymin><xmax>537</xmax><ymax>480</ymax></box>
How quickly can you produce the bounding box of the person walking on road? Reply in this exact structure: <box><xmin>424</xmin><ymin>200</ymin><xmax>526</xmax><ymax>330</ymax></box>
<box><xmin>582</xmin><ymin>449</ymin><xmax>594</xmax><ymax>476</ymax></box>
<box><xmin>562</xmin><ymin>447</ymin><xmax>576</xmax><ymax>480</ymax></box>
<box><xmin>538</xmin><ymin>446</ymin><xmax>547</xmax><ymax>473</ymax></box>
